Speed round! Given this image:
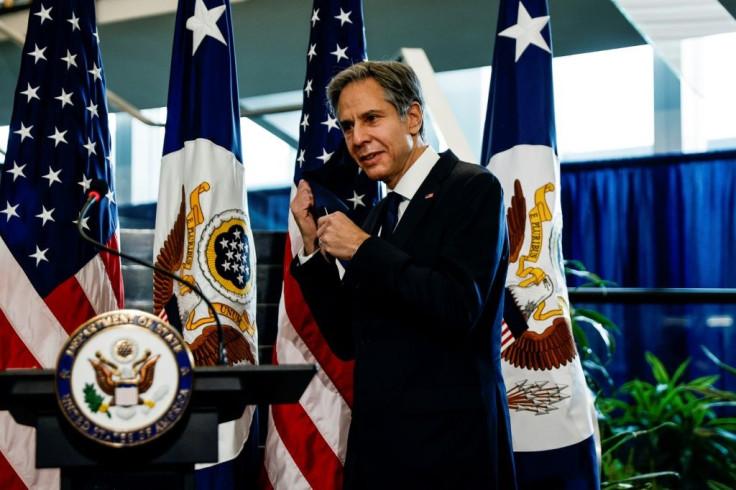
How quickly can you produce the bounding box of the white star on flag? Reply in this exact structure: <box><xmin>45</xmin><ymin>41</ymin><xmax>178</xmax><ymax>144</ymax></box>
<box><xmin>61</xmin><ymin>50</ymin><xmax>77</xmax><ymax>69</ymax></box>
<box><xmin>55</xmin><ymin>88</ymin><xmax>73</xmax><ymax>108</ymax></box>
<box><xmin>347</xmin><ymin>191</ymin><xmax>365</xmax><ymax>209</ymax></box>
<box><xmin>0</xmin><ymin>202</ymin><xmax>20</xmax><ymax>222</ymax></box>
<box><xmin>83</xmin><ymin>138</ymin><xmax>97</xmax><ymax>156</ymax></box>
<box><xmin>34</xmin><ymin>4</ymin><xmax>53</xmax><ymax>24</ymax></box>
<box><xmin>67</xmin><ymin>13</ymin><xmax>80</xmax><ymax>31</ymax></box>
<box><xmin>42</xmin><ymin>167</ymin><xmax>62</xmax><ymax>187</ymax></box>
<box><xmin>331</xmin><ymin>44</ymin><xmax>348</xmax><ymax>62</ymax></box>
<box><xmin>20</xmin><ymin>83</ymin><xmax>40</xmax><ymax>102</ymax></box>
<box><xmin>186</xmin><ymin>0</ymin><xmax>227</xmax><ymax>55</ymax></box>
<box><xmin>301</xmin><ymin>114</ymin><xmax>310</xmax><ymax>131</ymax></box>
<box><xmin>335</xmin><ymin>9</ymin><xmax>352</xmax><ymax>26</ymax></box>
<box><xmin>78</xmin><ymin>174</ymin><xmax>92</xmax><ymax>192</ymax></box>
<box><xmin>14</xmin><ymin>123</ymin><xmax>33</xmax><ymax>142</ymax></box>
<box><xmin>87</xmin><ymin>102</ymin><xmax>99</xmax><ymax>118</ymax></box>
<box><xmin>36</xmin><ymin>205</ymin><xmax>55</xmax><ymax>226</ymax></box>
<box><xmin>72</xmin><ymin>215</ymin><xmax>90</xmax><ymax>231</ymax></box>
<box><xmin>498</xmin><ymin>1</ymin><xmax>550</xmax><ymax>62</ymax></box>
<box><xmin>304</xmin><ymin>79</ymin><xmax>313</xmax><ymax>97</ymax></box>
<box><xmin>29</xmin><ymin>246</ymin><xmax>49</xmax><ymax>266</ymax></box>
<box><xmin>321</xmin><ymin>114</ymin><xmax>339</xmax><ymax>132</ymax></box>
<box><xmin>88</xmin><ymin>63</ymin><xmax>102</xmax><ymax>82</ymax></box>
<box><xmin>28</xmin><ymin>44</ymin><xmax>47</xmax><ymax>64</ymax></box>
<box><xmin>316</xmin><ymin>148</ymin><xmax>333</xmax><ymax>163</ymax></box>
<box><xmin>311</xmin><ymin>8</ymin><xmax>320</xmax><ymax>26</ymax></box>
<box><xmin>48</xmin><ymin>127</ymin><xmax>67</xmax><ymax>146</ymax></box>
<box><xmin>7</xmin><ymin>162</ymin><xmax>26</xmax><ymax>181</ymax></box>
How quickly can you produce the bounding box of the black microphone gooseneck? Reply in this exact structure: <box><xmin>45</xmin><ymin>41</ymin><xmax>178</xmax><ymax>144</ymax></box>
<box><xmin>77</xmin><ymin>180</ymin><xmax>228</xmax><ymax>366</ymax></box>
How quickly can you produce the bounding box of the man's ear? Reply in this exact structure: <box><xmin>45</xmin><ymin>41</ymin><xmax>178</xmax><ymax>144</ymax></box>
<box><xmin>407</xmin><ymin>102</ymin><xmax>423</xmax><ymax>136</ymax></box>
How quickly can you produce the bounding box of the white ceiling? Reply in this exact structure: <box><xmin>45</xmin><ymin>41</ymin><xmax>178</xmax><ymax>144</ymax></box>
<box><xmin>0</xmin><ymin>0</ymin><xmax>735</xmax><ymax>127</ymax></box>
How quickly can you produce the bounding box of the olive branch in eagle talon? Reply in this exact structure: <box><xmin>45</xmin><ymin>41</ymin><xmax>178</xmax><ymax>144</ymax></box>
<box><xmin>83</xmin><ymin>383</ymin><xmax>111</xmax><ymax>418</ymax></box>
<box><xmin>506</xmin><ymin>380</ymin><xmax>569</xmax><ymax>415</ymax></box>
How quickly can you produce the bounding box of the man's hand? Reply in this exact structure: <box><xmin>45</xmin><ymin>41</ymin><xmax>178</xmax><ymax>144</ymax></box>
<box><xmin>317</xmin><ymin>212</ymin><xmax>370</xmax><ymax>261</ymax></box>
<box><xmin>290</xmin><ymin>180</ymin><xmax>319</xmax><ymax>255</ymax></box>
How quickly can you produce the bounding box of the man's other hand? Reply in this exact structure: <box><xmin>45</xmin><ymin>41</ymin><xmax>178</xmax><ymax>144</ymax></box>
<box><xmin>316</xmin><ymin>212</ymin><xmax>370</xmax><ymax>261</ymax></box>
<box><xmin>290</xmin><ymin>180</ymin><xmax>319</xmax><ymax>255</ymax></box>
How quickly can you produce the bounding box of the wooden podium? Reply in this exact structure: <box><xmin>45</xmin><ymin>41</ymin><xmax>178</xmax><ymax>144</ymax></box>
<box><xmin>0</xmin><ymin>364</ymin><xmax>315</xmax><ymax>489</ymax></box>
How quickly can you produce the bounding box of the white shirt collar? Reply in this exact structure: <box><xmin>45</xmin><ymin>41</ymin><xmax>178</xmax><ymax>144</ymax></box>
<box><xmin>391</xmin><ymin>146</ymin><xmax>440</xmax><ymax>202</ymax></box>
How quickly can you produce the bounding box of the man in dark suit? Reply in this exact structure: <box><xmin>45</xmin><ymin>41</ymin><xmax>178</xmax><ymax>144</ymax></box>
<box><xmin>290</xmin><ymin>61</ymin><xmax>517</xmax><ymax>489</ymax></box>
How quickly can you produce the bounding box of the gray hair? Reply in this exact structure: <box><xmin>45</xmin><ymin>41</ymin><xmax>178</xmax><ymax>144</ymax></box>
<box><xmin>326</xmin><ymin>61</ymin><xmax>425</xmax><ymax>138</ymax></box>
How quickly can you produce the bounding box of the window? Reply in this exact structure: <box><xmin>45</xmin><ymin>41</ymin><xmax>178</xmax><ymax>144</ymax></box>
<box><xmin>681</xmin><ymin>32</ymin><xmax>736</xmax><ymax>152</ymax></box>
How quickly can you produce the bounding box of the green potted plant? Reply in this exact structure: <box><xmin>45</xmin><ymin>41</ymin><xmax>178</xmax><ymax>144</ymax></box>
<box><xmin>565</xmin><ymin>262</ymin><xmax>736</xmax><ymax>489</ymax></box>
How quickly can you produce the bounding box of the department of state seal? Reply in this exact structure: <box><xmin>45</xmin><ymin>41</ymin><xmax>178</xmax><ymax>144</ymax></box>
<box><xmin>55</xmin><ymin>310</ymin><xmax>194</xmax><ymax>447</ymax></box>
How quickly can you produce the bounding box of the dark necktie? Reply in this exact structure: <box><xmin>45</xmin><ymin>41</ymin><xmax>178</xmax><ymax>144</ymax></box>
<box><xmin>379</xmin><ymin>192</ymin><xmax>403</xmax><ymax>239</ymax></box>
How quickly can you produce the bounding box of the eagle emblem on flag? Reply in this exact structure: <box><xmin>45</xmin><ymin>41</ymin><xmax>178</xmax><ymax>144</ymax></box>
<box><xmin>502</xmin><ymin>179</ymin><xmax>576</xmax><ymax>371</ymax></box>
<box><xmin>153</xmin><ymin>186</ymin><xmax>256</xmax><ymax>367</ymax></box>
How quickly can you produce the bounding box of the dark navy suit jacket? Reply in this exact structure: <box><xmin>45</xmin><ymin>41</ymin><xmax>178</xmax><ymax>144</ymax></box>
<box><xmin>292</xmin><ymin>150</ymin><xmax>517</xmax><ymax>489</ymax></box>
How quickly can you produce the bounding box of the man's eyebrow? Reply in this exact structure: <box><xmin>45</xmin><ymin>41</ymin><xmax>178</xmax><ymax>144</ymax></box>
<box><xmin>341</xmin><ymin>109</ymin><xmax>382</xmax><ymax>126</ymax></box>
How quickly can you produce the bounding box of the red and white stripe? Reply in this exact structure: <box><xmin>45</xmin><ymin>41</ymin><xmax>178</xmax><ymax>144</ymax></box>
<box><xmin>501</xmin><ymin>323</ymin><xmax>515</xmax><ymax>351</ymax></box>
<box><xmin>0</xmin><ymin>233</ymin><xmax>123</xmax><ymax>490</ymax></box>
<box><xmin>262</xmin><ymin>190</ymin><xmax>353</xmax><ymax>490</ymax></box>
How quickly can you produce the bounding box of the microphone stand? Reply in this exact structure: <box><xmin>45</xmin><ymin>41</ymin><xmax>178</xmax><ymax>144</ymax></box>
<box><xmin>77</xmin><ymin>193</ymin><xmax>229</xmax><ymax>366</ymax></box>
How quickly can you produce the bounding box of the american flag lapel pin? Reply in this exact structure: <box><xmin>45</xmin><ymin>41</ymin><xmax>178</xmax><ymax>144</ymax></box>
<box><xmin>425</xmin><ymin>192</ymin><xmax>434</xmax><ymax>199</ymax></box>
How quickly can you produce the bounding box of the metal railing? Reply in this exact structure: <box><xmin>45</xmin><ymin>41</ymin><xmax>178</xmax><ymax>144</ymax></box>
<box><xmin>568</xmin><ymin>287</ymin><xmax>736</xmax><ymax>304</ymax></box>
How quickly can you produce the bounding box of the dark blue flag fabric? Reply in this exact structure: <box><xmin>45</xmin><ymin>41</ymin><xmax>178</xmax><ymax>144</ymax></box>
<box><xmin>0</xmin><ymin>0</ymin><xmax>123</xmax><ymax>488</ymax></box>
<box><xmin>152</xmin><ymin>0</ymin><xmax>258</xmax><ymax>487</ymax></box>
<box><xmin>481</xmin><ymin>1</ymin><xmax>599</xmax><ymax>488</ymax></box>
<box><xmin>262</xmin><ymin>1</ymin><xmax>379</xmax><ymax>488</ymax></box>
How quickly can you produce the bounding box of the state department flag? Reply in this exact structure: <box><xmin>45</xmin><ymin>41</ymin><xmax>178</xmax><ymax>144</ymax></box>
<box><xmin>261</xmin><ymin>0</ymin><xmax>378</xmax><ymax>488</ymax></box>
<box><xmin>481</xmin><ymin>0</ymin><xmax>599</xmax><ymax>488</ymax></box>
<box><xmin>152</xmin><ymin>0</ymin><xmax>258</xmax><ymax>486</ymax></box>
<box><xmin>0</xmin><ymin>0</ymin><xmax>123</xmax><ymax>488</ymax></box>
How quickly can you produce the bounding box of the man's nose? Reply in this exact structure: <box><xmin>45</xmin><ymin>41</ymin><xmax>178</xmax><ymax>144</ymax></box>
<box><xmin>352</xmin><ymin>123</ymin><xmax>369</xmax><ymax>145</ymax></box>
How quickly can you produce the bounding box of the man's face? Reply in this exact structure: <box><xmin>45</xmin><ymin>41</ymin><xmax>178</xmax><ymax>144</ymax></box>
<box><xmin>337</xmin><ymin>78</ymin><xmax>422</xmax><ymax>189</ymax></box>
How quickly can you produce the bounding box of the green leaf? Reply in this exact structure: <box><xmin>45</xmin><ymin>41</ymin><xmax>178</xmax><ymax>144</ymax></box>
<box><xmin>571</xmin><ymin>318</ymin><xmax>589</xmax><ymax>350</ymax></box>
<box><xmin>707</xmin><ymin>481</ymin><xmax>734</xmax><ymax>490</ymax></box>
<box><xmin>573</xmin><ymin>316</ymin><xmax>616</xmax><ymax>359</ymax></box>
<box><xmin>646</xmin><ymin>352</ymin><xmax>670</xmax><ymax>385</ymax></box>
<box><xmin>670</xmin><ymin>358</ymin><xmax>693</xmax><ymax>386</ymax></box>
<box><xmin>573</xmin><ymin>308</ymin><xmax>620</xmax><ymax>332</ymax></box>
<box><xmin>686</xmin><ymin>375</ymin><xmax>720</xmax><ymax>388</ymax></box>
<box><xmin>702</xmin><ymin>346</ymin><xmax>736</xmax><ymax>377</ymax></box>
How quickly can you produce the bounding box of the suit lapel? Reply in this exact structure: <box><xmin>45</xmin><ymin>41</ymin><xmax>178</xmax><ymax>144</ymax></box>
<box><xmin>390</xmin><ymin>150</ymin><xmax>458</xmax><ymax>248</ymax></box>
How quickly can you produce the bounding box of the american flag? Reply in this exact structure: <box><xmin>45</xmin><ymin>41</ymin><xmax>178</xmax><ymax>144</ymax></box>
<box><xmin>482</xmin><ymin>0</ymin><xmax>599</xmax><ymax>487</ymax></box>
<box><xmin>152</xmin><ymin>0</ymin><xmax>259</xmax><ymax>486</ymax></box>
<box><xmin>0</xmin><ymin>0</ymin><xmax>123</xmax><ymax>488</ymax></box>
<box><xmin>261</xmin><ymin>0</ymin><xmax>378</xmax><ymax>488</ymax></box>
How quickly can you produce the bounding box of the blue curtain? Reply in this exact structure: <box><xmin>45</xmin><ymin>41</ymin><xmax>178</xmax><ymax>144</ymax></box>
<box><xmin>560</xmin><ymin>150</ymin><xmax>736</xmax><ymax>392</ymax></box>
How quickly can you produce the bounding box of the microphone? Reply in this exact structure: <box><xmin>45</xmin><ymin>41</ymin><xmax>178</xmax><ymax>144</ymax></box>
<box><xmin>77</xmin><ymin>179</ymin><xmax>228</xmax><ymax>366</ymax></box>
